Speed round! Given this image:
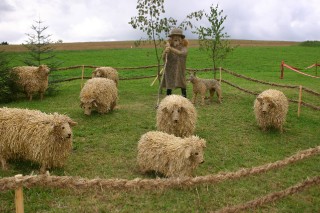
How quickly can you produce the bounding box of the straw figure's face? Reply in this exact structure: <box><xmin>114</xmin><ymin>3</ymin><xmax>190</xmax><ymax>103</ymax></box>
<box><xmin>257</xmin><ymin>97</ymin><xmax>276</xmax><ymax>114</ymax></box>
<box><xmin>80</xmin><ymin>100</ymin><xmax>97</xmax><ymax>115</ymax></box>
<box><xmin>170</xmin><ymin>35</ymin><xmax>183</xmax><ymax>47</ymax></box>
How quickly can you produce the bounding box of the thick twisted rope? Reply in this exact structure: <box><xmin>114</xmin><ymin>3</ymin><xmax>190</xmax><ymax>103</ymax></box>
<box><xmin>215</xmin><ymin>176</ymin><xmax>320</xmax><ymax>213</ymax></box>
<box><xmin>1</xmin><ymin>145</ymin><xmax>319</xmax><ymax>192</ymax></box>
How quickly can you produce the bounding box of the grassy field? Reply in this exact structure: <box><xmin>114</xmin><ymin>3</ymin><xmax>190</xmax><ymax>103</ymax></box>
<box><xmin>0</xmin><ymin>42</ymin><xmax>320</xmax><ymax>212</ymax></box>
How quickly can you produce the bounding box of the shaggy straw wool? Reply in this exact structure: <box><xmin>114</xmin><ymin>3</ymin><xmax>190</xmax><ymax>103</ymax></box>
<box><xmin>0</xmin><ymin>107</ymin><xmax>77</xmax><ymax>173</ymax></box>
<box><xmin>156</xmin><ymin>95</ymin><xmax>197</xmax><ymax>138</ymax></box>
<box><xmin>80</xmin><ymin>78</ymin><xmax>118</xmax><ymax>115</ymax></box>
<box><xmin>10</xmin><ymin>65</ymin><xmax>50</xmax><ymax>101</ymax></box>
<box><xmin>137</xmin><ymin>131</ymin><xmax>206</xmax><ymax>177</ymax></box>
<box><xmin>254</xmin><ymin>89</ymin><xmax>289</xmax><ymax>133</ymax></box>
<box><xmin>189</xmin><ymin>72</ymin><xmax>222</xmax><ymax>105</ymax></box>
<box><xmin>92</xmin><ymin>67</ymin><xmax>119</xmax><ymax>87</ymax></box>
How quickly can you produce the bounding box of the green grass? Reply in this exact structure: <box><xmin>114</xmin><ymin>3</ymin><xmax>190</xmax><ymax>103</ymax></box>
<box><xmin>1</xmin><ymin>45</ymin><xmax>320</xmax><ymax>212</ymax></box>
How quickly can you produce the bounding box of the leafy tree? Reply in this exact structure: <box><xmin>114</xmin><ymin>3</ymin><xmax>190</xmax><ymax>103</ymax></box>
<box><xmin>0</xmin><ymin>51</ymin><xmax>14</xmax><ymax>103</ymax></box>
<box><xmin>129</xmin><ymin>0</ymin><xmax>177</xmax><ymax>80</ymax></box>
<box><xmin>192</xmin><ymin>4</ymin><xmax>235</xmax><ymax>78</ymax></box>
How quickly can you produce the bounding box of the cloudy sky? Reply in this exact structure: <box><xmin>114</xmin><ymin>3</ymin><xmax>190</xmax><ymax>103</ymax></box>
<box><xmin>1</xmin><ymin>0</ymin><xmax>319</xmax><ymax>44</ymax></box>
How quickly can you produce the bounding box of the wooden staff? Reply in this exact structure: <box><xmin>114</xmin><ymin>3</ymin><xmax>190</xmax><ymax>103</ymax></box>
<box><xmin>15</xmin><ymin>175</ymin><xmax>24</xmax><ymax>213</ymax></box>
<box><xmin>298</xmin><ymin>85</ymin><xmax>303</xmax><ymax>117</ymax></box>
<box><xmin>280</xmin><ymin>60</ymin><xmax>284</xmax><ymax>79</ymax></box>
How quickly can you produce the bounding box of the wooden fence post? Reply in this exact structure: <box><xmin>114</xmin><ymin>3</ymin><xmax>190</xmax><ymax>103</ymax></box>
<box><xmin>280</xmin><ymin>60</ymin><xmax>284</xmax><ymax>79</ymax></box>
<box><xmin>81</xmin><ymin>65</ymin><xmax>84</xmax><ymax>89</ymax></box>
<box><xmin>298</xmin><ymin>85</ymin><xmax>303</xmax><ymax>117</ymax></box>
<box><xmin>15</xmin><ymin>174</ymin><xmax>24</xmax><ymax>213</ymax></box>
<box><xmin>219</xmin><ymin>67</ymin><xmax>222</xmax><ymax>83</ymax></box>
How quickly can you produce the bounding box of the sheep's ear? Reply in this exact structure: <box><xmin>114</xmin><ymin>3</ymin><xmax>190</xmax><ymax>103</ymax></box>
<box><xmin>201</xmin><ymin>140</ymin><xmax>207</xmax><ymax>148</ymax></box>
<box><xmin>185</xmin><ymin>147</ymin><xmax>192</xmax><ymax>159</ymax></box>
<box><xmin>161</xmin><ymin>106</ymin><xmax>168</xmax><ymax>113</ymax></box>
<box><xmin>68</xmin><ymin>119</ymin><xmax>77</xmax><ymax>127</ymax></box>
<box><xmin>92</xmin><ymin>100</ymin><xmax>98</xmax><ymax>107</ymax></box>
<box><xmin>257</xmin><ymin>97</ymin><xmax>263</xmax><ymax>103</ymax></box>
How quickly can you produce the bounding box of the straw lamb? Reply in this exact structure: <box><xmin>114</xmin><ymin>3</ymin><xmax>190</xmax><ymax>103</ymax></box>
<box><xmin>137</xmin><ymin>131</ymin><xmax>206</xmax><ymax>177</ymax></box>
<box><xmin>10</xmin><ymin>65</ymin><xmax>50</xmax><ymax>101</ymax></box>
<box><xmin>156</xmin><ymin>95</ymin><xmax>197</xmax><ymax>138</ymax></box>
<box><xmin>254</xmin><ymin>89</ymin><xmax>289</xmax><ymax>133</ymax></box>
<box><xmin>92</xmin><ymin>66</ymin><xmax>119</xmax><ymax>87</ymax></box>
<box><xmin>0</xmin><ymin>107</ymin><xmax>77</xmax><ymax>173</ymax></box>
<box><xmin>189</xmin><ymin>72</ymin><xmax>222</xmax><ymax>105</ymax></box>
<box><xmin>80</xmin><ymin>78</ymin><xmax>118</xmax><ymax>115</ymax></box>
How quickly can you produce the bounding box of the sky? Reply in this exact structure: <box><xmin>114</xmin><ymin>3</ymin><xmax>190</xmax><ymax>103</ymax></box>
<box><xmin>1</xmin><ymin>0</ymin><xmax>319</xmax><ymax>44</ymax></box>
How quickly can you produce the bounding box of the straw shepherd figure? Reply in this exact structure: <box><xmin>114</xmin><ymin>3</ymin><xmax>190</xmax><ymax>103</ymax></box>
<box><xmin>161</xmin><ymin>28</ymin><xmax>189</xmax><ymax>98</ymax></box>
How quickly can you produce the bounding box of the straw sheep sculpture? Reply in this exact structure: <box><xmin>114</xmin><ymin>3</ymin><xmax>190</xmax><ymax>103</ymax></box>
<box><xmin>0</xmin><ymin>107</ymin><xmax>77</xmax><ymax>173</ymax></box>
<box><xmin>80</xmin><ymin>78</ymin><xmax>118</xmax><ymax>115</ymax></box>
<box><xmin>92</xmin><ymin>66</ymin><xmax>119</xmax><ymax>87</ymax></box>
<box><xmin>189</xmin><ymin>72</ymin><xmax>222</xmax><ymax>105</ymax></box>
<box><xmin>137</xmin><ymin>131</ymin><xmax>206</xmax><ymax>177</ymax></box>
<box><xmin>156</xmin><ymin>95</ymin><xmax>197</xmax><ymax>138</ymax></box>
<box><xmin>10</xmin><ymin>65</ymin><xmax>50</xmax><ymax>101</ymax></box>
<box><xmin>254</xmin><ymin>89</ymin><xmax>289</xmax><ymax>133</ymax></box>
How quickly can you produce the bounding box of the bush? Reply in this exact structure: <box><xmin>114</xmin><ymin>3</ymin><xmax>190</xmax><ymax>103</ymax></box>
<box><xmin>0</xmin><ymin>51</ymin><xmax>14</xmax><ymax>103</ymax></box>
<box><xmin>300</xmin><ymin>40</ymin><xmax>320</xmax><ymax>47</ymax></box>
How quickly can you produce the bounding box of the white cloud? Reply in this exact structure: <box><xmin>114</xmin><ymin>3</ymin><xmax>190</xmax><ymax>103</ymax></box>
<box><xmin>0</xmin><ymin>0</ymin><xmax>319</xmax><ymax>44</ymax></box>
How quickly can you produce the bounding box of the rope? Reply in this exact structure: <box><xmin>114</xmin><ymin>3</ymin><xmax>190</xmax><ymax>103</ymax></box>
<box><xmin>215</xmin><ymin>176</ymin><xmax>320</xmax><ymax>213</ymax></box>
<box><xmin>1</xmin><ymin>145</ymin><xmax>319</xmax><ymax>192</ymax></box>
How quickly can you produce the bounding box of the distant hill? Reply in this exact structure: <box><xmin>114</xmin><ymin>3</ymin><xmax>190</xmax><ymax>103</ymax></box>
<box><xmin>0</xmin><ymin>39</ymin><xmax>299</xmax><ymax>52</ymax></box>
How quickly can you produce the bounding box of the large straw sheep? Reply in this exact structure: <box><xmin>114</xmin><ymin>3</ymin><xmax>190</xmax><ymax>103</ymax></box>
<box><xmin>0</xmin><ymin>107</ymin><xmax>77</xmax><ymax>173</ymax></box>
<box><xmin>189</xmin><ymin>72</ymin><xmax>222</xmax><ymax>105</ymax></box>
<box><xmin>254</xmin><ymin>89</ymin><xmax>289</xmax><ymax>133</ymax></box>
<box><xmin>156</xmin><ymin>95</ymin><xmax>197</xmax><ymax>138</ymax></box>
<box><xmin>92</xmin><ymin>66</ymin><xmax>119</xmax><ymax>87</ymax></box>
<box><xmin>137</xmin><ymin>131</ymin><xmax>206</xmax><ymax>177</ymax></box>
<box><xmin>80</xmin><ymin>78</ymin><xmax>118</xmax><ymax>115</ymax></box>
<box><xmin>10</xmin><ymin>65</ymin><xmax>50</xmax><ymax>101</ymax></box>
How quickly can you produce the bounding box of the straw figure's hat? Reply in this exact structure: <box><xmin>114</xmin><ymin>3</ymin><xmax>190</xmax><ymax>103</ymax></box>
<box><xmin>168</xmin><ymin>28</ymin><xmax>185</xmax><ymax>39</ymax></box>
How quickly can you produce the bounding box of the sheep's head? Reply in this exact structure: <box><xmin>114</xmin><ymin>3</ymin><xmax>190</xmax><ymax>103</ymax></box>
<box><xmin>257</xmin><ymin>96</ymin><xmax>276</xmax><ymax>114</ymax></box>
<box><xmin>95</xmin><ymin>70</ymin><xmax>103</xmax><ymax>77</ymax></box>
<box><xmin>185</xmin><ymin>137</ymin><xmax>206</xmax><ymax>165</ymax></box>
<box><xmin>80</xmin><ymin>99</ymin><xmax>98</xmax><ymax>115</ymax></box>
<box><xmin>51</xmin><ymin>114</ymin><xmax>77</xmax><ymax>140</ymax></box>
<box><xmin>162</xmin><ymin>104</ymin><xmax>185</xmax><ymax>125</ymax></box>
<box><xmin>38</xmin><ymin>65</ymin><xmax>50</xmax><ymax>76</ymax></box>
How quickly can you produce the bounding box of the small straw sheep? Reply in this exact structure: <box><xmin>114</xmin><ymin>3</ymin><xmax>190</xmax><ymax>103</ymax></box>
<box><xmin>156</xmin><ymin>95</ymin><xmax>197</xmax><ymax>138</ymax></box>
<box><xmin>0</xmin><ymin>107</ymin><xmax>77</xmax><ymax>173</ymax></box>
<box><xmin>80</xmin><ymin>78</ymin><xmax>118</xmax><ymax>115</ymax></box>
<box><xmin>137</xmin><ymin>131</ymin><xmax>206</xmax><ymax>177</ymax></box>
<box><xmin>10</xmin><ymin>65</ymin><xmax>50</xmax><ymax>101</ymax></box>
<box><xmin>189</xmin><ymin>72</ymin><xmax>222</xmax><ymax>105</ymax></box>
<box><xmin>254</xmin><ymin>89</ymin><xmax>289</xmax><ymax>133</ymax></box>
<box><xmin>92</xmin><ymin>66</ymin><xmax>119</xmax><ymax>87</ymax></box>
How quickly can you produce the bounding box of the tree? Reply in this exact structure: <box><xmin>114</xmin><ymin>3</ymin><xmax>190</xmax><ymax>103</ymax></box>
<box><xmin>23</xmin><ymin>18</ymin><xmax>61</xmax><ymax>69</ymax></box>
<box><xmin>129</xmin><ymin>0</ymin><xmax>177</xmax><ymax>81</ymax></box>
<box><xmin>23</xmin><ymin>18</ymin><xmax>62</xmax><ymax>96</ymax></box>
<box><xmin>192</xmin><ymin>4</ymin><xmax>235</xmax><ymax>78</ymax></box>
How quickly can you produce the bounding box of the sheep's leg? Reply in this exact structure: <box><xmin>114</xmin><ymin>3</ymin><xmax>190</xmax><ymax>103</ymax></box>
<box><xmin>201</xmin><ymin>93</ymin><xmax>205</xmax><ymax>105</ymax></box>
<box><xmin>209</xmin><ymin>89</ymin><xmax>215</xmax><ymax>103</ymax></box>
<box><xmin>0</xmin><ymin>157</ymin><xmax>8</xmax><ymax>170</ymax></box>
<box><xmin>216</xmin><ymin>88</ymin><xmax>222</xmax><ymax>103</ymax></box>
<box><xmin>39</xmin><ymin>164</ymin><xmax>47</xmax><ymax>174</ymax></box>
<box><xmin>28</xmin><ymin>93</ymin><xmax>33</xmax><ymax>101</ymax></box>
<box><xmin>192</xmin><ymin>93</ymin><xmax>197</xmax><ymax>104</ymax></box>
<box><xmin>40</xmin><ymin>92</ymin><xmax>44</xmax><ymax>101</ymax></box>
